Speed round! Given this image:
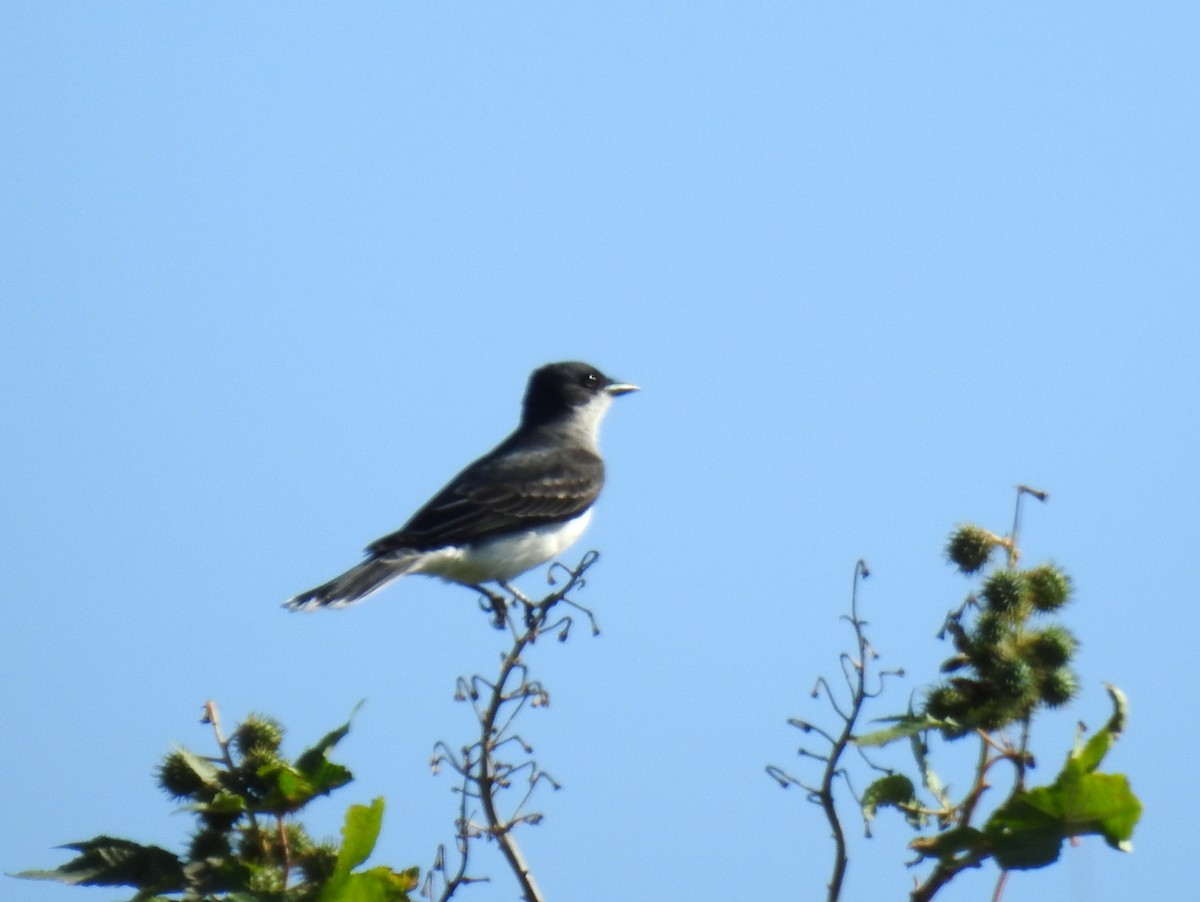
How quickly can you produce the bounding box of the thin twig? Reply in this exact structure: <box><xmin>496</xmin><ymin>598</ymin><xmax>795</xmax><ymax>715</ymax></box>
<box><xmin>478</xmin><ymin>617</ymin><xmax>546</xmax><ymax>902</ymax></box>
<box><xmin>814</xmin><ymin>561</ymin><xmax>872</xmax><ymax>901</ymax></box>
<box><xmin>432</xmin><ymin>554</ymin><xmax>599</xmax><ymax>902</ymax></box>
<box><xmin>201</xmin><ymin>702</ymin><xmax>261</xmax><ymax>838</ymax></box>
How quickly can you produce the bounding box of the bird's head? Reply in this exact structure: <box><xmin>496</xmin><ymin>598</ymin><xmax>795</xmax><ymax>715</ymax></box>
<box><xmin>521</xmin><ymin>361</ymin><xmax>639</xmax><ymax>434</ymax></box>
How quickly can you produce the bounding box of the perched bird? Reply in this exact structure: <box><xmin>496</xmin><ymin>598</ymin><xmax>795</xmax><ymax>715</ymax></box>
<box><xmin>284</xmin><ymin>361</ymin><xmax>638</xmax><ymax>611</ymax></box>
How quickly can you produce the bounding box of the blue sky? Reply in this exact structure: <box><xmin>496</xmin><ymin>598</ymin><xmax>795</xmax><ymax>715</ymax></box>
<box><xmin>3</xmin><ymin>4</ymin><xmax>1197</xmax><ymax>901</ymax></box>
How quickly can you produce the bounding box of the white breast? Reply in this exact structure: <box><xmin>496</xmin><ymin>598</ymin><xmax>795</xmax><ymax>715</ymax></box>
<box><xmin>412</xmin><ymin>508</ymin><xmax>595</xmax><ymax>586</ymax></box>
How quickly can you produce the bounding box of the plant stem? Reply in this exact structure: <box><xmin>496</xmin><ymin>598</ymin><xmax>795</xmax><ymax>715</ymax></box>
<box><xmin>478</xmin><ymin>611</ymin><xmax>545</xmax><ymax>902</ymax></box>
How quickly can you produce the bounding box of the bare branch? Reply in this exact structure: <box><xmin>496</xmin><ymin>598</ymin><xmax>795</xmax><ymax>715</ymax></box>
<box><xmin>430</xmin><ymin>553</ymin><xmax>601</xmax><ymax>902</ymax></box>
<box><xmin>768</xmin><ymin>559</ymin><xmax>877</xmax><ymax>902</ymax></box>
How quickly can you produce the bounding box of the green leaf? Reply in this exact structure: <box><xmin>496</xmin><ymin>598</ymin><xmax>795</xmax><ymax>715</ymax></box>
<box><xmin>263</xmin><ymin>706</ymin><xmax>358</xmax><ymax>812</ymax></box>
<box><xmin>298</xmin><ymin>759</ymin><xmax>355</xmax><ymax>799</ymax></box>
<box><xmin>338</xmin><ymin>798</ymin><xmax>385</xmax><ymax>873</ymax></box>
<box><xmin>252</xmin><ymin>709</ymin><xmax>357</xmax><ymax>814</ymax></box>
<box><xmin>911</xmin><ymin>735</ymin><xmax>950</xmax><ymax>813</ymax></box>
<box><xmin>15</xmin><ymin>837</ymin><xmax>184</xmax><ymax>891</ymax></box>
<box><xmin>196</xmin><ymin>789</ymin><xmax>248</xmax><ymax>815</ymax></box>
<box><xmin>180</xmin><ymin>857</ymin><xmax>255</xmax><ymax>897</ymax></box>
<box><xmin>855</xmin><ymin>713</ymin><xmax>953</xmax><ymax>747</ymax></box>
<box><xmin>254</xmin><ymin>758</ymin><xmax>319</xmax><ymax>813</ymax></box>
<box><xmin>862</xmin><ymin>774</ymin><xmax>922</xmax><ymax>828</ymax></box>
<box><xmin>157</xmin><ymin>746</ymin><xmax>223</xmax><ymax>800</ymax></box>
<box><xmin>314</xmin><ymin>797</ymin><xmax>419</xmax><ymax>901</ymax></box>
<box><xmin>322</xmin><ymin>866</ymin><xmax>419</xmax><ymax>902</ymax></box>
<box><xmin>987</xmin><ymin>772</ymin><xmax>1142</xmax><ymax>868</ymax></box>
<box><xmin>318</xmin><ymin>798</ymin><xmax>390</xmax><ymax>902</ymax></box>
<box><xmin>295</xmin><ymin>704</ymin><xmax>361</xmax><ymax>777</ymax></box>
<box><xmin>984</xmin><ymin>687</ymin><xmax>1141</xmax><ymax>869</ymax></box>
<box><xmin>1070</xmin><ymin>684</ymin><xmax>1128</xmax><ymax>776</ymax></box>
<box><xmin>983</xmin><ymin>796</ymin><xmax>1066</xmax><ymax>869</ymax></box>
<box><xmin>176</xmin><ymin>747</ymin><xmax>223</xmax><ymax>788</ymax></box>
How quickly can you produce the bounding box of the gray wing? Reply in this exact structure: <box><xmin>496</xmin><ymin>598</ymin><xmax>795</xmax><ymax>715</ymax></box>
<box><xmin>366</xmin><ymin>444</ymin><xmax>604</xmax><ymax>555</ymax></box>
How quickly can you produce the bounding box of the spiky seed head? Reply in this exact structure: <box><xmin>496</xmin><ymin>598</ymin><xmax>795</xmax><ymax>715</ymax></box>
<box><xmin>283</xmin><ymin>823</ymin><xmax>314</xmax><ymax>856</ymax></box>
<box><xmin>1040</xmin><ymin>666</ymin><xmax>1079</xmax><ymax>708</ymax></box>
<box><xmin>1023</xmin><ymin>626</ymin><xmax>1079</xmax><ymax>669</ymax></box>
<box><xmin>232</xmin><ymin>747</ymin><xmax>283</xmax><ymax>802</ymax></box>
<box><xmin>947</xmin><ymin>526</ymin><xmax>997</xmax><ymax>574</ymax></box>
<box><xmin>188</xmin><ymin>828</ymin><xmax>232</xmax><ymax>861</ymax></box>
<box><xmin>1026</xmin><ymin>564</ymin><xmax>1072</xmax><ymax>613</ymax></box>
<box><xmin>236</xmin><ymin>826</ymin><xmax>269</xmax><ymax>865</ymax></box>
<box><xmin>988</xmin><ymin>656</ymin><xmax>1037</xmax><ymax>703</ymax></box>
<box><xmin>157</xmin><ymin>750</ymin><xmax>211</xmax><ymax>800</ymax></box>
<box><xmin>972</xmin><ymin>610</ymin><xmax>1009</xmax><ymax>649</ymax></box>
<box><xmin>925</xmin><ymin>684</ymin><xmax>976</xmax><ymax>740</ymax></box>
<box><xmin>981</xmin><ymin>570</ymin><xmax>1028</xmax><ymax>618</ymax></box>
<box><xmin>246</xmin><ymin>866</ymin><xmax>284</xmax><ymax>894</ymax></box>
<box><xmin>199</xmin><ymin>808</ymin><xmax>241</xmax><ymax>833</ymax></box>
<box><xmin>924</xmin><ymin>684</ymin><xmax>967</xmax><ymax>720</ymax></box>
<box><xmin>298</xmin><ymin>843</ymin><xmax>339</xmax><ymax>886</ymax></box>
<box><xmin>975</xmin><ymin>697</ymin><xmax>1028</xmax><ymax>731</ymax></box>
<box><xmin>233</xmin><ymin>715</ymin><xmax>285</xmax><ymax>757</ymax></box>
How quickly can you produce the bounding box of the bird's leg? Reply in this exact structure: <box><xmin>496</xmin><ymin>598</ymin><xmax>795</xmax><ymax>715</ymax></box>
<box><xmin>498</xmin><ymin>580</ymin><xmax>532</xmax><ymax>606</ymax></box>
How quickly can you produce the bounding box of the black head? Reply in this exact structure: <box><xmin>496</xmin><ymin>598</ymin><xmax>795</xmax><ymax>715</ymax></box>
<box><xmin>520</xmin><ymin>361</ymin><xmax>638</xmax><ymax>428</ymax></box>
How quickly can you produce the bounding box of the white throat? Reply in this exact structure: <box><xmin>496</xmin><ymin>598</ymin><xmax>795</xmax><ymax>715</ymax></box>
<box><xmin>561</xmin><ymin>391</ymin><xmax>614</xmax><ymax>450</ymax></box>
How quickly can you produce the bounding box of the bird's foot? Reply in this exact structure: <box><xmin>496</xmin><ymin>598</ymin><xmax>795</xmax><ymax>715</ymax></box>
<box><xmin>475</xmin><ymin>585</ymin><xmax>509</xmax><ymax>629</ymax></box>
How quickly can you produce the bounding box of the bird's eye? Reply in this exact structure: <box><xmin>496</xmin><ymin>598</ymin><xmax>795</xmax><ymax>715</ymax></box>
<box><xmin>585</xmin><ymin>372</ymin><xmax>599</xmax><ymax>385</ymax></box>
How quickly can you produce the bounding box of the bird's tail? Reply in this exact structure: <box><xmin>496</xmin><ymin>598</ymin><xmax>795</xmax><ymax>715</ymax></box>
<box><xmin>283</xmin><ymin>553</ymin><xmax>420</xmax><ymax>612</ymax></box>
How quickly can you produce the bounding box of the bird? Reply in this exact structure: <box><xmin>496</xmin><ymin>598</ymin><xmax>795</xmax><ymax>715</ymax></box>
<box><xmin>284</xmin><ymin>361</ymin><xmax>638</xmax><ymax>611</ymax></box>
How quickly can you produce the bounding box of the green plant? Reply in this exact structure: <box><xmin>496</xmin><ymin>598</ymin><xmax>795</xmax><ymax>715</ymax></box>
<box><xmin>18</xmin><ymin>702</ymin><xmax>418</xmax><ymax>901</ymax></box>
<box><xmin>771</xmin><ymin>487</ymin><xmax>1142</xmax><ymax>901</ymax></box>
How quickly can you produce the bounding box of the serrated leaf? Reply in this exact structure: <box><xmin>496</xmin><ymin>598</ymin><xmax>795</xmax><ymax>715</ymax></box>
<box><xmin>252</xmin><ymin>758</ymin><xmax>317</xmax><ymax>813</ymax></box>
<box><xmin>983</xmin><ymin>683</ymin><xmax>1140</xmax><ymax>870</ymax></box>
<box><xmin>196</xmin><ymin>790</ymin><xmax>248</xmax><ymax>815</ymax></box>
<box><xmin>855</xmin><ymin>714</ymin><xmax>951</xmax><ymax>747</ymax></box>
<box><xmin>15</xmin><ymin>837</ymin><xmax>184</xmax><ymax>891</ymax></box>
<box><xmin>323</xmin><ymin>866</ymin><xmax>418</xmax><ymax>902</ymax></box>
<box><xmin>912</xmin><ymin>737</ymin><xmax>949</xmax><ymax>811</ymax></box>
<box><xmin>300</xmin><ymin>759</ymin><xmax>354</xmax><ymax>798</ymax></box>
<box><xmin>270</xmin><ymin>763</ymin><xmax>307</xmax><ymax>800</ymax></box>
<box><xmin>174</xmin><ymin>747</ymin><xmax>223</xmax><ymax>788</ymax></box>
<box><xmin>1070</xmin><ymin>684</ymin><xmax>1128</xmax><ymax>776</ymax></box>
<box><xmin>318</xmin><ymin>798</ymin><xmax>388</xmax><ymax>902</ymax></box>
<box><xmin>180</xmin><ymin>857</ymin><xmax>255</xmax><ymax>897</ymax></box>
<box><xmin>338</xmin><ymin>798</ymin><xmax>384</xmax><ymax>872</ymax></box>
<box><xmin>985</xmin><ymin>743</ymin><xmax>1141</xmax><ymax>870</ymax></box>
<box><xmin>256</xmin><ymin>743</ymin><xmax>353</xmax><ymax>814</ymax></box>
<box><xmin>282</xmin><ymin>708</ymin><xmax>358</xmax><ymax>809</ymax></box>
<box><xmin>983</xmin><ymin>796</ymin><xmax>1064</xmax><ymax>869</ymax></box>
<box><xmin>904</xmin><ymin>697</ymin><xmax>952</xmax><ymax>811</ymax></box>
<box><xmin>295</xmin><ymin>703</ymin><xmax>361</xmax><ymax>777</ymax></box>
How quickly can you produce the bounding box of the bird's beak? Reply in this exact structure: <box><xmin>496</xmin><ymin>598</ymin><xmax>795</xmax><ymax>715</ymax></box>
<box><xmin>605</xmin><ymin>381</ymin><xmax>640</xmax><ymax>396</ymax></box>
